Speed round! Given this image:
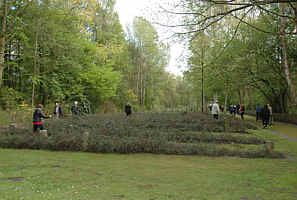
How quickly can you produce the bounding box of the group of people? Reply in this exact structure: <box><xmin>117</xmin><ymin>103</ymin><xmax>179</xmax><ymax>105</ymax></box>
<box><xmin>229</xmin><ymin>104</ymin><xmax>245</xmax><ymax>120</ymax></box>
<box><xmin>256</xmin><ymin>104</ymin><xmax>273</xmax><ymax>128</ymax></box>
<box><xmin>32</xmin><ymin>102</ymin><xmax>133</xmax><ymax>135</ymax></box>
<box><xmin>210</xmin><ymin>101</ymin><xmax>273</xmax><ymax>128</ymax></box>
<box><xmin>209</xmin><ymin>101</ymin><xmax>245</xmax><ymax>120</ymax></box>
<box><xmin>32</xmin><ymin>101</ymin><xmax>80</xmax><ymax>135</ymax></box>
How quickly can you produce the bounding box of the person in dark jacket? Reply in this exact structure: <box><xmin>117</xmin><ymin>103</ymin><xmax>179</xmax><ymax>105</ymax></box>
<box><xmin>32</xmin><ymin>104</ymin><xmax>51</xmax><ymax>135</ymax></box>
<box><xmin>256</xmin><ymin>104</ymin><xmax>262</xmax><ymax>121</ymax></box>
<box><xmin>53</xmin><ymin>102</ymin><xmax>63</xmax><ymax>119</ymax></box>
<box><xmin>71</xmin><ymin>101</ymin><xmax>79</xmax><ymax>116</ymax></box>
<box><xmin>229</xmin><ymin>105</ymin><xmax>234</xmax><ymax>115</ymax></box>
<box><xmin>236</xmin><ymin>104</ymin><xmax>241</xmax><ymax>115</ymax></box>
<box><xmin>125</xmin><ymin>103</ymin><xmax>132</xmax><ymax>117</ymax></box>
<box><xmin>261</xmin><ymin>104</ymin><xmax>270</xmax><ymax>128</ymax></box>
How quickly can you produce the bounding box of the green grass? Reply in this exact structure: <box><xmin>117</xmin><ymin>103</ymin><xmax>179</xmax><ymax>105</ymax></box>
<box><xmin>270</xmin><ymin>123</ymin><xmax>297</xmax><ymax>139</ymax></box>
<box><xmin>0</xmin><ymin>128</ymin><xmax>297</xmax><ymax>200</ymax></box>
<box><xmin>240</xmin><ymin>114</ymin><xmax>297</xmax><ymax>140</ymax></box>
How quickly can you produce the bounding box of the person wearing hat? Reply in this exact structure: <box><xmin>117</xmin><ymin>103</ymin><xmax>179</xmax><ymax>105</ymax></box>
<box><xmin>32</xmin><ymin>104</ymin><xmax>51</xmax><ymax>135</ymax></box>
<box><xmin>71</xmin><ymin>101</ymin><xmax>79</xmax><ymax>116</ymax></box>
<box><xmin>212</xmin><ymin>100</ymin><xmax>220</xmax><ymax>119</ymax></box>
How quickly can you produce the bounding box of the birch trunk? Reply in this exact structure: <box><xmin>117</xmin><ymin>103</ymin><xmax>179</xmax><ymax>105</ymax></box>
<box><xmin>32</xmin><ymin>32</ymin><xmax>38</xmax><ymax>107</ymax></box>
<box><xmin>247</xmin><ymin>87</ymin><xmax>255</xmax><ymax>111</ymax></box>
<box><xmin>0</xmin><ymin>0</ymin><xmax>8</xmax><ymax>88</ymax></box>
<box><xmin>280</xmin><ymin>5</ymin><xmax>297</xmax><ymax>104</ymax></box>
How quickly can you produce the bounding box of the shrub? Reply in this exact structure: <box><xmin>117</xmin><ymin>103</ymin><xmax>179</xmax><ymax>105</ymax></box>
<box><xmin>0</xmin><ymin>112</ymin><xmax>283</xmax><ymax>158</ymax></box>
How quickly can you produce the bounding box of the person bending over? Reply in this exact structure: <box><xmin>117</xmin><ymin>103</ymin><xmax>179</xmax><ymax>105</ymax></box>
<box><xmin>32</xmin><ymin>104</ymin><xmax>51</xmax><ymax>135</ymax></box>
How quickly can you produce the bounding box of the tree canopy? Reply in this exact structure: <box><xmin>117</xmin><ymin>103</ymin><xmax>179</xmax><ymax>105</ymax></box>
<box><xmin>0</xmin><ymin>0</ymin><xmax>296</xmax><ymax>114</ymax></box>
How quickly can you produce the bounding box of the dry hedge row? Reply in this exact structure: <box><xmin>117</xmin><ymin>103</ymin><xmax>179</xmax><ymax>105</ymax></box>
<box><xmin>0</xmin><ymin>112</ymin><xmax>283</xmax><ymax>158</ymax></box>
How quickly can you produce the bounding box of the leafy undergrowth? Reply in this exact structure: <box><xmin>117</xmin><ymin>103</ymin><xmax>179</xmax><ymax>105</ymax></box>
<box><xmin>0</xmin><ymin>112</ymin><xmax>283</xmax><ymax>158</ymax></box>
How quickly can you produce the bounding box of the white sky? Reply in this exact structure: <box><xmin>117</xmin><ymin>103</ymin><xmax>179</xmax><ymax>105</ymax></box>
<box><xmin>115</xmin><ymin>0</ymin><xmax>186</xmax><ymax>76</ymax></box>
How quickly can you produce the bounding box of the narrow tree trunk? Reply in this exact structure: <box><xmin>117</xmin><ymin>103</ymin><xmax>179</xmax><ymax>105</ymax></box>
<box><xmin>242</xmin><ymin>86</ymin><xmax>246</xmax><ymax>105</ymax></box>
<box><xmin>294</xmin><ymin>2</ymin><xmax>297</xmax><ymax>33</ymax></box>
<box><xmin>280</xmin><ymin>5</ymin><xmax>297</xmax><ymax>104</ymax></box>
<box><xmin>32</xmin><ymin>32</ymin><xmax>38</xmax><ymax>107</ymax></box>
<box><xmin>223</xmin><ymin>92</ymin><xmax>228</xmax><ymax>132</ymax></box>
<box><xmin>0</xmin><ymin>0</ymin><xmax>8</xmax><ymax>88</ymax></box>
<box><xmin>238</xmin><ymin>88</ymin><xmax>242</xmax><ymax>104</ymax></box>
<box><xmin>136</xmin><ymin>59</ymin><xmax>140</xmax><ymax>105</ymax></box>
<box><xmin>247</xmin><ymin>87</ymin><xmax>255</xmax><ymax>111</ymax></box>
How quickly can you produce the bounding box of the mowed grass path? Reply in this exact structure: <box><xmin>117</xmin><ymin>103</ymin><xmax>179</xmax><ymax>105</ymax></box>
<box><xmin>235</xmin><ymin>114</ymin><xmax>297</xmax><ymax>139</ymax></box>
<box><xmin>0</xmin><ymin>129</ymin><xmax>297</xmax><ymax>200</ymax></box>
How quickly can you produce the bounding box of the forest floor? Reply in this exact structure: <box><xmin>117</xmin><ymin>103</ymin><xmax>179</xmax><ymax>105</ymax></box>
<box><xmin>0</xmin><ymin>113</ymin><xmax>297</xmax><ymax>200</ymax></box>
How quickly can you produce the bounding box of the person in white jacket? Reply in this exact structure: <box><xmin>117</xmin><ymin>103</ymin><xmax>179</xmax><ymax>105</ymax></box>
<box><xmin>211</xmin><ymin>100</ymin><xmax>220</xmax><ymax>119</ymax></box>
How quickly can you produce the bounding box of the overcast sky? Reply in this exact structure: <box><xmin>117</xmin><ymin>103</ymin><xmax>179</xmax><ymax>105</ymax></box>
<box><xmin>115</xmin><ymin>0</ymin><xmax>185</xmax><ymax>76</ymax></box>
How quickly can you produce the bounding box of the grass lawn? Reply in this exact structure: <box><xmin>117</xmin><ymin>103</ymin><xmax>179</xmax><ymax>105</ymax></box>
<box><xmin>239</xmin><ymin>114</ymin><xmax>297</xmax><ymax>140</ymax></box>
<box><xmin>0</xmin><ymin>128</ymin><xmax>297</xmax><ymax>200</ymax></box>
<box><xmin>270</xmin><ymin>123</ymin><xmax>297</xmax><ymax>139</ymax></box>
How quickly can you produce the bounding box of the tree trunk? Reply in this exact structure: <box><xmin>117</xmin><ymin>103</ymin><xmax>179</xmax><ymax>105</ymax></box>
<box><xmin>238</xmin><ymin>88</ymin><xmax>242</xmax><ymax>104</ymax></box>
<box><xmin>247</xmin><ymin>87</ymin><xmax>255</xmax><ymax>111</ymax></box>
<box><xmin>32</xmin><ymin>32</ymin><xmax>38</xmax><ymax>107</ymax></box>
<box><xmin>280</xmin><ymin>5</ymin><xmax>297</xmax><ymax>105</ymax></box>
<box><xmin>223</xmin><ymin>92</ymin><xmax>228</xmax><ymax>132</ymax></box>
<box><xmin>242</xmin><ymin>86</ymin><xmax>246</xmax><ymax>105</ymax></box>
<box><xmin>294</xmin><ymin>2</ymin><xmax>297</xmax><ymax>33</ymax></box>
<box><xmin>0</xmin><ymin>0</ymin><xmax>8</xmax><ymax>88</ymax></box>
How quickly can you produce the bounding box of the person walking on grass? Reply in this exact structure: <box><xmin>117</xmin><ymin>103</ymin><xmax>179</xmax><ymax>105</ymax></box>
<box><xmin>32</xmin><ymin>104</ymin><xmax>51</xmax><ymax>136</ymax></box>
<box><xmin>240</xmin><ymin>104</ymin><xmax>245</xmax><ymax>120</ymax></box>
<box><xmin>53</xmin><ymin>102</ymin><xmax>63</xmax><ymax>119</ymax></box>
<box><xmin>125</xmin><ymin>102</ymin><xmax>132</xmax><ymax>117</ymax></box>
<box><xmin>233</xmin><ymin>105</ymin><xmax>237</xmax><ymax>117</ymax></box>
<box><xmin>268</xmin><ymin>104</ymin><xmax>273</xmax><ymax>127</ymax></box>
<box><xmin>236</xmin><ymin>104</ymin><xmax>241</xmax><ymax>115</ymax></box>
<box><xmin>261</xmin><ymin>104</ymin><xmax>270</xmax><ymax>129</ymax></box>
<box><xmin>211</xmin><ymin>100</ymin><xmax>220</xmax><ymax>120</ymax></box>
<box><xmin>256</xmin><ymin>104</ymin><xmax>262</xmax><ymax>121</ymax></box>
<box><xmin>71</xmin><ymin>101</ymin><xmax>79</xmax><ymax>116</ymax></box>
<box><xmin>229</xmin><ymin>105</ymin><xmax>233</xmax><ymax>115</ymax></box>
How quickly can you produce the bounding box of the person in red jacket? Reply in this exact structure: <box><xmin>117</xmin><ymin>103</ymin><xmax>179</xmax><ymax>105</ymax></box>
<box><xmin>240</xmin><ymin>104</ymin><xmax>245</xmax><ymax>120</ymax></box>
<box><xmin>32</xmin><ymin>104</ymin><xmax>51</xmax><ymax>135</ymax></box>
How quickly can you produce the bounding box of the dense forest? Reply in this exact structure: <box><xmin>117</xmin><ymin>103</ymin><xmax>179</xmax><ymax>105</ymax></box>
<box><xmin>0</xmin><ymin>0</ymin><xmax>296</xmax><ymax>114</ymax></box>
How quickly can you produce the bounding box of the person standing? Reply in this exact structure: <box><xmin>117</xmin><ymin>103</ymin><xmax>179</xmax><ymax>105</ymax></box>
<box><xmin>211</xmin><ymin>100</ymin><xmax>220</xmax><ymax>119</ymax></box>
<box><xmin>268</xmin><ymin>104</ymin><xmax>273</xmax><ymax>127</ymax></box>
<box><xmin>256</xmin><ymin>104</ymin><xmax>262</xmax><ymax>121</ymax></box>
<box><xmin>125</xmin><ymin>102</ymin><xmax>132</xmax><ymax>117</ymax></box>
<box><xmin>32</xmin><ymin>104</ymin><xmax>51</xmax><ymax>135</ymax></box>
<box><xmin>236</xmin><ymin>104</ymin><xmax>241</xmax><ymax>115</ymax></box>
<box><xmin>71</xmin><ymin>101</ymin><xmax>79</xmax><ymax>116</ymax></box>
<box><xmin>229</xmin><ymin>105</ymin><xmax>234</xmax><ymax>115</ymax></box>
<box><xmin>240</xmin><ymin>104</ymin><xmax>245</xmax><ymax>120</ymax></box>
<box><xmin>233</xmin><ymin>105</ymin><xmax>237</xmax><ymax>117</ymax></box>
<box><xmin>261</xmin><ymin>104</ymin><xmax>270</xmax><ymax>129</ymax></box>
<box><xmin>53</xmin><ymin>102</ymin><xmax>63</xmax><ymax>119</ymax></box>
<box><xmin>208</xmin><ymin>104</ymin><xmax>212</xmax><ymax>112</ymax></box>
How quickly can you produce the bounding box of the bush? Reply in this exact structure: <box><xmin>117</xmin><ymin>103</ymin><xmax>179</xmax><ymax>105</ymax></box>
<box><xmin>0</xmin><ymin>112</ymin><xmax>283</xmax><ymax>158</ymax></box>
<box><xmin>273</xmin><ymin>113</ymin><xmax>297</xmax><ymax>125</ymax></box>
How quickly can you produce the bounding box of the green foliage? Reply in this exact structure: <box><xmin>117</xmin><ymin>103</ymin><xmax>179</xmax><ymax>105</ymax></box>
<box><xmin>184</xmin><ymin>5</ymin><xmax>297</xmax><ymax>113</ymax></box>
<box><xmin>0</xmin><ymin>87</ymin><xmax>23</xmax><ymax>110</ymax></box>
<box><xmin>0</xmin><ymin>0</ymin><xmax>185</xmax><ymax>113</ymax></box>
